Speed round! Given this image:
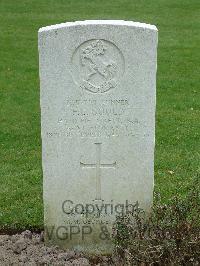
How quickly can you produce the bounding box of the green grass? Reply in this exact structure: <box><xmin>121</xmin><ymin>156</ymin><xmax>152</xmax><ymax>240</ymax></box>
<box><xmin>0</xmin><ymin>0</ymin><xmax>199</xmax><ymax>231</ymax></box>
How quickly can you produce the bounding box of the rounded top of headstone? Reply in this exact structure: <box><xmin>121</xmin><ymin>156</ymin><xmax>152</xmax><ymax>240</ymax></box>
<box><xmin>38</xmin><ymin>20</ymin><xmax>158</xmax><ymax>33</ymax></box>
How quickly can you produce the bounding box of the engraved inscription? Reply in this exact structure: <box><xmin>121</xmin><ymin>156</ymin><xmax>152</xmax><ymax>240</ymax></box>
<box><xmin>45</xmin><ymin>98</ymin><xmax>144</xmax><ymax>139</ymax></box>
<box><xmin>80</xmin><ymin>143</ymin><xmax>116</xmax><ymax>200</ymax></box>
<box><xmin>71</xmin><ymin>39</ymin><xmax>125</xmax><ymax>93</ymax></box>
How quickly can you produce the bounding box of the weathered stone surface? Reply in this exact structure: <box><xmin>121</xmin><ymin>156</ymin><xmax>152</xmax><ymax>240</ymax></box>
<box><xmin>38</xmin><ymin>20</ymin><xmax>158</xmax><ymax>254</ymax></box>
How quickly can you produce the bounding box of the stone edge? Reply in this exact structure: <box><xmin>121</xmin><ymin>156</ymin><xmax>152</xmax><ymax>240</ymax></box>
<box><xmin>38</xmin><ymin>20</ymin><xmax>158</xmax><ymax>33</ymax></box>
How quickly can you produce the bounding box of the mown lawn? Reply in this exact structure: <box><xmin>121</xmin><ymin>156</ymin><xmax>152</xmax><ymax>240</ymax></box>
<box><xmin>0</xmin><ymin>0</ymin><xmax>199</xmax><ymax>231</ymax></box>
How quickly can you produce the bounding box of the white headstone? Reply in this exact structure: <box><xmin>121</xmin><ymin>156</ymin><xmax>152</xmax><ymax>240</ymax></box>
<box><xmin>38</xmin><ymin>20</ymin><xmax>158</xmax><ymax>254</ymax></box>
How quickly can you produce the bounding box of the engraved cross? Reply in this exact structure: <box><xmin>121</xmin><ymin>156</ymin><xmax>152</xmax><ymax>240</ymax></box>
<box><xmin>80</xmin><ymin>143</ymin><xmax>116</xmax><ymax>200</ymax></box>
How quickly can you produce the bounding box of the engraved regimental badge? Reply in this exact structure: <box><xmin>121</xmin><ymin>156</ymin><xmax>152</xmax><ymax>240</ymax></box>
<box><xmin>71</xmin><ymin>39</ymin><xmax>125</xmax><ymax>94</ymax></box>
